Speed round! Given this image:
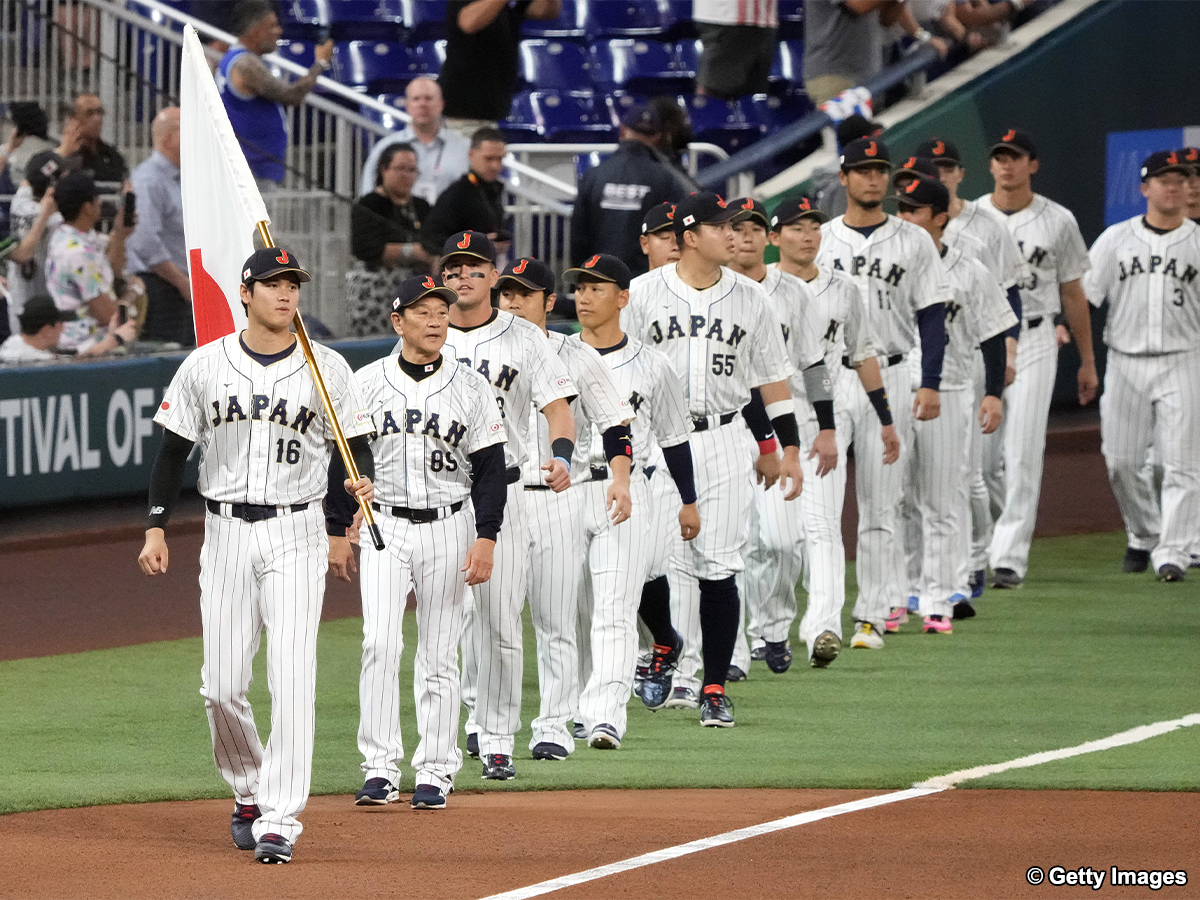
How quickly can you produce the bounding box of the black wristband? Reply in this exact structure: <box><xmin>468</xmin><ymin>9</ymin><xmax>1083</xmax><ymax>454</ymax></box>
<box><xmin>866</xmin><ymin>388</ymin><xmax>893</xmax><ymax>426</ymax></box>
<box><xmin>550</xmin><ymin>437</ymin><xmax>574</xmax><ymax>462</ymax></box>
<box><xmin>812</xmin><ymin>399</ymin><xmax>836</xmax><ymax>433</ymax></box>
<box><xmin>770</xmin><ymin>413</ymin><xmax>801</xmax><ymax>449</ymax></box>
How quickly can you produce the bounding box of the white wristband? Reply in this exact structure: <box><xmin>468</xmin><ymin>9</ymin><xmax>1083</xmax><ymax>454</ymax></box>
<box><xmin>764</xmin><ymin>399</ymin><xmax>795</xmax><ymax>419</ymax></box>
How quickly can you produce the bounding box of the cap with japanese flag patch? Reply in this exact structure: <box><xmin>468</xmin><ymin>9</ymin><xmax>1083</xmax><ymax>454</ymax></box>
<box><xmin>439</xmin><ymin>230</ymin><xmax>496</xmax><ymax>270</ymax></box>
<box><xmin>673</xmin><ymin>191</ymin><xmax>741</xmax><ymax>234</ymax></box>
<box><xmin>564</xmin><ymin>253</ymin><xmax>632</xmax><ymax>290</ymax></box>
<box><xmin>241</xmin><ymin>246</ymin><xmax>311</xmax><ymax>285</ymax></box>
<box><xmin>393</xmin><ymin>274</ymin><xmax>458</xmax><ymax>310</ymax></box>
<box><xmin>771</xmin><ymin>195</ymin><xmax>830</xmax><ymax>227</ymax></box>
<box><xmin>497</xmin><ymin>256</ymin><xmax>556</xmax><ymax>293</ymax></box>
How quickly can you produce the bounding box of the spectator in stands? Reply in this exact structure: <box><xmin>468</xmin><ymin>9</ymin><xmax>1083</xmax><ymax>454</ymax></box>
<box><xmin>570</xmin><ymin>105</ymin><xmax>689</xmax><ymax>277</ymax></box>
<box><xmin>420</xmin><ymin>127</ymin><xmax>510</xmax><ymax>257</ymax></box>
<box><xmin>44</xmin><ymin>170</ymin><xmax>143</xmax><ymax>355</ymax></box>
<box><xmin>694</xmin><ymin>0</ymin><xmax>778</xmax><ymax>100</ymax></box>
<box><xmin>648</xmin><ymin>96</ymin><xmax>697</xmax><ymax>178</ymax></box>
<box><xmin>358</xmin><ymin>77</ymin><xmax>472</xmax><ymax>205</ymax></box>
<box><xmin>1</xmin><ymin>103</ymin><xmax>56</xmax><ymax>189</ymax></box>
<box><xmin>125</xmin><ymin>107</ymin><xmax>193</xmax><ymax>347</ymax></box>
<box><xmin>346</xmin><ymin>143</ymin><xmax>433</xmax><ymax>336</ymax></box>
<box><xmin>802</xmin><ymin>1</ymin><xmax>947</xmax><ymax>106</ymax></box>
<box><xmin>64</xmin><ymin>93</ymin><xmax>128</xmax><ymax>184</ymax></box>
<box><xmin>6</xmin><ymin>151</ymin><xmax>67</xmax><ymax>337</ymax></box>
<box><xmin>440</xmin><ymin>0</ymin><xmax>563</xmax><ymax>137</ymax></box>
<box><xmin>954</xmin><ymin>0</ymin><xmax>1028</xmax><ymax>48</ymax></box>
<box><xmin>810</xmin><ymin>114</ymin><xmax>883</xmax><ymax>219</ymax></box>
<box><xmin>216</xmin><ymin>0</ymin><xmax>334</xmax><ymax>188</ymax></box>
<box><xmin>0</xmin><ymin>294</ymin><xmax>74</xmax><ymax>364</ymax></box>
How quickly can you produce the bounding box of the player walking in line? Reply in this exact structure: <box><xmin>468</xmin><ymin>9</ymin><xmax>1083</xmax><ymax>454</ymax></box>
<box><xmin>1182</xmin><ymin>147</ymin><xmax>1200</xmax><ymax>225</ymax></box>
<box><xmin>977</xmin><ymin>129</ymin><xmax>1098</xmax><ymax>589</ymax></box>
<box><xmin>138</xmin><ymin>248</ymin><xmax>375</xmax><ymax>864</ymax></box>
<box><xmin>494</xmin><ymin>255</ymin><xmax>634</xmax><ymax>758</ymax></box>
<box><xmin>334</xmin><ymin>275</ymin><xmax>508</xmax><ymax>811</ymax></box>
<box><xmin>1084</xmin><ymin>151</ymin><xmax>1200</xmax><ymax>582</ymax></box>
<box><xmin>624</xmin><ymin>191</ymin><xmax>808</xmax><ymax>727</ymax></box>
<box><xmin>892</xmin><ymin>175</ymin><xmax>1016</xmax><ymax>632</ymax></box>
<box><xmin>770</xmin><ymin>196</ymin><xmax>900</xmax><ymax>664</ymax></box>
<box><xmin>816</xmin><ymin>137</ymin><xmax>951</xmax><ymax>650</ymax></box>
<box><xmin>639</xmin><ymin>202</ymin><xmax>681</xmax><ymax>271</ymax></box>
<box><xmin>409</xmin><ymin>231</ymin><xmax>577</xmax><ymax>781</ymax></box>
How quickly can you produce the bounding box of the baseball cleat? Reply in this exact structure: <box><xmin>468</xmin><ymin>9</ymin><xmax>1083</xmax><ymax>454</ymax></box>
<box><xmin>699</xmin><ymin>687</ymin><xmax>735</xmax><ymax>728</ymax></box>
<box><xmin>465</xmin><ymin>732</ymin><xmax>480</xmax><ymax>758</ymax></box>
<box><xmin>809</xmin><ymin>631</ymin><xmax>841</xmax><ymax>669</ymax></box>
<box><xmin>969</xmin><ymin>569</ymin><xmax>986</xmax><ymax>599</ymax></box>
<box><xmin>850</xmin><ymin>622</ymin><xmax>884</xmax><ymax>649</ymax></box>
<box><xmin>750</xmin><ymin>644</ymin><xmax>767</xmax><ymax>662</ymax></box>
<box><xmin>991</xmin><ymin>568</ymin><xmax>1023</xmax><ymax>589</ymax></box>
<box><xmin>923</xmin><ymin>614</ymin><xmax>953</xmax><ymax>634</ymax></box>
<box><xmin>764</xmin><ymin>640</ymin><xmax>792</xmax><ymax>674</ymax></box>
<box><xmin>951</xmin><ymin>593</ymin><xmax>976</xmax><ymax>620</ymax></box>
<box><xmin>532</xmin><ymin>741</ymin><xmax>569</xmax><ymax>760</ymax></box>
<box><xmin>254</xmin><ymin>833</ymin><xmax>292</xmax><ymax>864</ymax></box>
<box><xmin>664</xmin><ymin>686</ymin><xmax>699</xmax><ymax>709</ymax></box>
<box><xmin>1122</xmin><ymin>547</ymin><xmax>1151</xmax><ymax>573</ymax></box>
<box><xmin>1156</xmin><ymin>563</ymin><xmax>1186</xmax><ymax>583</ymax></box>
<box><xmin>640</xmin><ymin>637</ymin><xmax>680</xmax><ymax>710</ymax></box>
<box><xmin>885</xmin><ymin>606</ymin><xmax>909</xmax><ymax>633</ymax></box>
<box><xmin>481</xmin><ymin>753</ymin><xmax>516</xmax><ymax>780</ymax></box>
<box><xmin>571</xmin><ymin>721</ymin><xmax>588</xmax><ymax>741</ymax></box>
<box><xmin>411</xmin><ymin>784</ymin><xmax>447</xmax><ymax>809</ymax></box>
<box><xmin>355</xmin><ymin>777</ymin><xmax>399</xmax><ymax>806</ymax></box>
<box><xmin>230</xmin><ymin>802</ymin><xmax>261</xmax><ymax>851</ymax></box>
<box><xmin>726</xmin><ymin>664</ymin><xmax>747</xmax><ymax>682</ymax></box>
<box><xmin>588</xmin><ymin>724</ymin><xmax>621</xmax><ymax>750</ymax></box>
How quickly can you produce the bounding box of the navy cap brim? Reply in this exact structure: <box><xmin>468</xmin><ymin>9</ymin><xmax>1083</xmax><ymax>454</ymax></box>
<box><xmin>1143</xmin><ymin>164</ymin><xmax>1193</xmax><ymax>180</ymax></box>
<box><xmin>247</xmin><ymin>265</ymin><xmax>311</xmax><ymax>284</ymax></box>
<box><xmin>772</xmin><ymin>209</ymin><xmax>830</xmax><ymax>227</ymax></box>
<box><xmin>496</xmin><ymin>274</ymin><xmax>551</xmax><ymax>292</ymax></box>
<box><xmin>438</xmin><ymin>250</ymin><xmax>495</xmax><ymax>271</ymax></box>
<box><xmin>396</xmin><ymin>285</ymin><xmax>458</xmax><ymax>310</ymax></box>
<box><xmin>990</xmin><ymin>141</ymin><xmax>1032</xmax><ymax>157</ymax></box>
<box><xmin>564</xmin><ymin>267</ymin><xmax>624</xmax><ymax>287</ymax></box>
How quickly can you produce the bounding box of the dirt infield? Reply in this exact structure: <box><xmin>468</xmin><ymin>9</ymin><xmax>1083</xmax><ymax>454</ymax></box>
<box><xmin>1</xmin><ymin>788</ymin><xmax>1195</xmax><ymax>898</ymax></box>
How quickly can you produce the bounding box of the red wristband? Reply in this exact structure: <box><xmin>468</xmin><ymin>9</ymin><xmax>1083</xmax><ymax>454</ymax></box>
<box><xmin>758</xmin><ymin>437</ymin><xmax>778</xmax><ymax>456</ymax></box>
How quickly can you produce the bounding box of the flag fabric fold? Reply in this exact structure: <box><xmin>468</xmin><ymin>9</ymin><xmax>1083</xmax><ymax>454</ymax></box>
<box><xmin>180</xmin><ymin>24</ymin><xmax>270</xmax><ymax>346</ymax></box>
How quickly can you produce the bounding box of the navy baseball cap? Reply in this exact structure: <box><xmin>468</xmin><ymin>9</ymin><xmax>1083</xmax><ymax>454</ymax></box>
<box><xmin>565</xmin><ymin>253</ymin><xmax>632</xmax><ymax>290</ymax></box>
<box><xmin>840</xmin><ymin>137</ymin><xmax>891</xmax><ymax>171</ymax></box>
<box><xmin>771</xmin><ymin>195</ymin><xmax>829</xmax><ymax>228</ymax></box>
<box><xmin>496</xmin><ymin>256</ymin><xmax>556</xmax><ymax>293</ymax></box>
<box><xmin>674</xmin><ymin>192</ymin><xmax>741</xmax><ymax>233</ymax></box>
<box><xmin>439</xmin><ymin>230</ymin><xmax>496</xmax><ymax>269</ymax></box>
<box><xmin>25</xmin><ymin>150</ymin><xmax>65</xmax><ymax>198</ymax></box>
<box><xmin>17</xmin><ymin>293</ymin><xmax>74</xmax><ymax>331</ymax></box>
<box><xmin>893</xmin><ymin>156</ymin><xmax>941</xmax><ymax>186</ymax></box>
<box><xmin>731</xmin><ymin>197</ymin><xmax>770</xmax><ymax>230</ymax></box>
<box><xmin>835</xmin><ymin>114</ymin><xmax>881</xmax><ymax>148</ymax></box>
<box><xmin>1141</xmin><ymin>150</ymin><xmax>1193</xmax><ymax>181</ymax></box>
<box><xmin>916</xmin><ymin>138</ymin><xmax>962</xmax><ymax>165</ymax></box>
<box><xmin>642</xmin><ymin>202</ymin><xmax>676</xmax><ymax>234</ymax></box>
<box><xmin>393</xmin><ymin>274</ymin><xmax>457</xmax><ymax>311</ymax></box>
<box><xmin>991</xmin><ymin>128</ymin><xmax>1037</xmax><ymax>160</ymax></box>
<box><xmin>51</xmin><ymin>169</ymin><xmax>98</xmax><ymax>211</ymax></box>
<box><xmin>241</xmin><ymin>246</ymin><xmax>310</xmax><ymax>285</ymax></box>
<box><xmin>895</xmin><ymin>174</ymin><xmax>950</xmax><ymax>214</ymax></box>
<box><xmin>620</xmin><ymin>103</ymin><xmax>663</xmax><ymax>136</ymax></box>
<box><xmin>1180</xmin><ymin>147</ymin><xmax>1200</xmax><ymax>174</ymax></box>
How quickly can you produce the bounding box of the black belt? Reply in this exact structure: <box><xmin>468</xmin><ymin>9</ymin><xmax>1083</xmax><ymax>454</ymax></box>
<box><xmin>371</xmin><ymin>500</ymin><xmax>464</xmax><ymax>523</ymax></box>
<box><xmin>842</xmin><ymin>353</ymin><xmax>905</xmax><ymax>370</ymax></box>
<box><xmin>206</xmin><ymin>499</ymin><xmax>309</xmax><ymax>522</ymax></box>
<box><xmin>524</xmin><ymin>484</ymin><xmax>552</xmax><ymax>492</ymax></box>
<box><xmin>1026</xmin><ymin>316</ymin><xmax>1043</xmax><ymax>329</ymax></box>
<box><xmin>691</xmin><ymin>411</ymin><xmax>737</xmax><ymax>431</ymax></box>
<box><xmin>506</xmin><ymin>466</ymin><xmax>520</xmax><ymax>484</ymax></box>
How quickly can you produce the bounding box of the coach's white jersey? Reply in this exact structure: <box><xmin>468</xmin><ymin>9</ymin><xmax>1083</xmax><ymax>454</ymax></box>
<box><xmin>521</xmin><ymin>329</ymin><xmax>633</xmax><ymax>485</ymax></box>
<box><xmin>624</xmin><ymin>263</ymin><xmax>793</xmax><ymax>416</ymax></box>
<box><xmin>792</xmin><ymin>264</ymin><xmax>877</xmax><ymax>416</ymax></box>
<box><xmin>976</xmin><ymin>193</ymin><xmax>1090</xmax><ymax>318</ymax></box>
<box><xmin>1084</xmin><ymin>216</ymin><xmax>1200</xmax><ymax>355</ymax></box>
<box><xmin>752</xmin><ymin>266</ymin><xmax>826</xmax><ymax>408</ymax></box>
<box><xmin>817</xmin><ymin>215</ymin><xmax>953</xmax><ymax>356</ymax></box>
<box><xmin>396</xmin><ymin>309</ymin><xmax>576</xmax><ymax>471</ymax></box>
<box><xmin>356</xmin><ymin>355</ymin><xmax>506</xmax><ymax>507</ymax></box>
<box><xmin>155</xmin><ymin>333</ymin><xmax>373</xmax><ymax>505</ymax></box>
<box><xmin>945</xmin><ymin>198</ymin><xmax>1029</xmax><ymax>290</ymax></box>
<box><xmin>575</xmin><ymin>335</ymin><xmax>692</xmax><ymax>472</ymax></box>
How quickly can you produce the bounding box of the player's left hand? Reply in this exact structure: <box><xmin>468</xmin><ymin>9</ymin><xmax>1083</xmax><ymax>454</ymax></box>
<box><xmin>347</xmin><ymin>509</ymin><xmax>363</xmax><ymax>546</ymax></box>
<box><xmin>1077</xmin><ymin>359</ymin><xmax>1099</xmax><ymax>406</ymax></box>
<box><xmin>1056</xmin><ymin>324</ymin><xmax>1072</xmax><ymax>347</ymax></box>
<box><xmin>344</xmin><ymin>476</ymin><xmax>374</xmax><ymax>506</ymax></box>
<box><xmin>779</xmin><ymin>447</ymin><xmax>803</xmax><ymax>501</ymax></box>
<box><xmin>913</xmin><ymin>387</ymin><xmax>941</xmax><ymax>421</ymax></box>
<box><xmin>606</xmin><ymin>481</ymin><xmax>632</xmax><ymax>525</ymax></box>
<box><xmin>462</xmin><ymin>538</ymin><xmax>495</xmax><ymax>585</ymax></box>
<box><xmin>881</xmin><ymin>424</ymin><xmax>900</xmax><ymax>465</ymax></box>
<box><xmin>979</xmin><ymin>396</ymin><xmax>1003</xmax><ymax>434</ymax></box>
<box><xmin>542</xmin><ymin>458</ymin><xmax>571</xmax><ymax>492</ymax></box>
<box><xmin>808</xmin><ymin>429</ymin><xmax>838</xmax><ymax>477</ymax></box>
<box><xmin>328</xmin><ymin>535</ymin><xmax>357</xmax><ymax>581</ymax></box>
<box><xmin>754</xmin><ymin>450</ymin><xmax>781</xmax><ymax>488</ymax></box>
<box><xmin>678</xmin><ymin>502</ymin><xmax>700</xmax><ymax>541</ymax></box>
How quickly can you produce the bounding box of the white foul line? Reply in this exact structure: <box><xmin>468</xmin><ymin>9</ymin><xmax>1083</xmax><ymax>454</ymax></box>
<box><xmin>478</xmin><ymin>712</ymin><xmax>1200</xmax><ymax>900</ymax></box>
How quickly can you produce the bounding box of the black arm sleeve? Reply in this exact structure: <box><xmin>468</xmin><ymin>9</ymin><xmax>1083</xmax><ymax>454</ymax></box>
<box><xmin>770</xmin><ymin>413</ymin><xmax>801</xmax><ymax>449</ymax></box>
<box><xmin>980</xmin><ymin>333</ymin><xmax>1007</xmax><ymax>399</ymax></box>
<box><xmin>146</xmin><ymin>429</ymin><xmax>195</xmax><ymax>530</ymax></box>
<box><xmin>1005</xmin><ymin>284</ymin><xmax>1022</xmax><ymax>340</ymax></box>
<box><xmin>325</xmin><ymin>435</ymin><xmax>375</xmax><ymax>536</ymax></box>
<box><xmin>741</xmin><ymin>388</ymin><xmax>774</xmax><ymax>442</ymax></box>
<box><xmin>468</xmin><ymin>442</ymin><xmax>507</xmax><ymax>541</ymax></box>
<box><xmin>916</xmin><ymin>302</ymin><xmax>946</xmax><ymax>390</ymax></box>
<box><xmin>661</xmin><ymin>441</ymin><xmax>698</xmax><ymax>505</ymax></box>
<box><xmin>601</xmin><ymin>423</ymin><xmax>633</xmax><ymax>465</ymax></box>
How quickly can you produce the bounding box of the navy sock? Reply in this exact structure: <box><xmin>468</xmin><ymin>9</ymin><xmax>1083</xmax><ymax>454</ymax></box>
<box><xmin>638</xmin><ymin>576</ymin><xmax>676</xmax><ymax>647</ymax></box>
<box><xmin>699</xmin><ymin>576</ymin><xmax>739</xmax><ymax>688</ymax></box>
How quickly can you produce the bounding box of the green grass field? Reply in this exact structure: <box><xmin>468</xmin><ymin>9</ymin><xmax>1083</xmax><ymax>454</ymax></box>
<box><xmin>1</xmin><ymin>530</ymin><xmax>1196</xmax><ymax>816</ymax></box>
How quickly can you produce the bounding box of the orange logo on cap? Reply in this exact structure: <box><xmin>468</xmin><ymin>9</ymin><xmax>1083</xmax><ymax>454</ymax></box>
<box><xmin>932</xmin><ymin>140</ymin><xmax>946</xmax><ymax>156</ymax></box>
<box><xmin>715</xmin><ymin>195</ymin><xmax>727</xmax><ymax>207</ymax></box>
<box><xmin>798</xmin><ymin>198</ymin><xmax>811</xmax><ymax>210</ymax></box>
<box><xmin>1167</xmin><ymin>151</ymin><xmax>1179</xmax><ymax>164</ymax></box>
<box><xmin>513</xmin><ymin>259</ymin><xmax>529</xmax><ymax>274</ymax></box>
<box><xmin>275</xmin><ymin>249</ymin><xmax>289</xmax><ymax>264</ymax></box>
<box><xmin>864</xmin><ymin>142</ymin><xmax>878</xmax><ymax>157</ymax></box>
<box><xmin>741</xmin><ymin>198</ymin><xmax>755</xmax><ymax>211</ymax></box>
<box><xmin>584</xmin><ymin>255</ymin><xmax>601</xmax><ymax>268</ymax></box>
<box><xmin>904</xmin><ymin>179</ymin><xmax>920</xmax><ymax>194</ymax></box>
<box><xmin>422</xmin><ymin>275</ymin><xmax>436</xmax><ymax>289</ymax></box>
<box><xmin>666</xmin><ymin>205</ymin><xmax>675</xmax><ymax>219</ymax></box>
<box><xmin>457</xmin><ymin>233</ymin><xmax>471</xmax><ymax>249</ymax></box>
<box><xmin>1187</xmin><ymin>149</ymin><xmax>1199</xmax><ymax>162</ymax></box>
<box><xmin>1002</xmin><ymin>129</ymin><xmax>1017</xmax><ymax>142</ymax></box>
<box><xmin>904</xmin><ymin>157</ymin><xmax>917</xmax><ymax>169</ymax></box>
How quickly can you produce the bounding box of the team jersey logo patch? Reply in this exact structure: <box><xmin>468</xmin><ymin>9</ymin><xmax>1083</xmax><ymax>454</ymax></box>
<box><xmin>243</xmin><ymin>268</ymin><xmax>251</xmax><ymax>280</ymax></box>
<box><xmin>513</xmin><ymin>258</ymin><xmax>529</xmax><ymax>274</ymax></box>
<box><xmin>275</xmin><ymin>249</ymin><xmax>289</xmax><ymax>264</ymax></box>
<box><xmin>489</xmin><ymin>421</ymin><xmax>503</xmax><ymax>435</ymax></box>
<box><xmin>683</xmin><ymin>214</ymin><xmax>696</xmax><ymax>226</ymax></box>
<box><xmin>160</xmin><ymin>400</ymin><xmax>170</xmax><ymax>410</ymax></box>
<box><xmin>353</xmin><ymin>409</ymin><xmax>373</xmax><ymax>427</ymax></box>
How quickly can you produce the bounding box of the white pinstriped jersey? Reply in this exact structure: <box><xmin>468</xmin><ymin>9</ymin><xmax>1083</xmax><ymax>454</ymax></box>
<box><xmin>752</xmin><ymin>266</ymin><xmax>826</xmax><ymax>408</ymax></box>
<box><xmin>575</xmin><ymin>334</ymin><xmax>692</xmax><ymax>472</ymax></box>
<box><xmin>355</xmin><ymin>355</ymin><xmax>506</xmax><ymax>507</ymax></box>
<box><xmin>945</xmin><ymin>198</ymin><xmax>1029</xmax><ymax>290</ymax></box>
<box><xmin>817</xmin><ymin>215</ymin><xmax>953</xmax><ymax>356</ymax></box>
<box><xmin>624</xmin><ymin>263</ymin><xmax>793</xmax><ymax>416</ymax></box>
<box><xmin>395</xmin><ymin>309</ymin><xmax>576</xmax><ymax>470</ymax></box>
<box><xmin>154</xmin><ymin>333</ymin><xmax>373</xmax><ymax>505</ymax></box>
<box><xmin>520</xmin><ymin>329</ymin><xmax>634</xmax><ymax>486</ymax></box>
<box><xmin>1084</xmin><ymin>216</ymin><xmax>1200</xmax><ymax>355</ymax></box>
<box><xmin>976</xmin><ymin>193</ymin><xmax>1090</xmax><ymax>318</ymax></box>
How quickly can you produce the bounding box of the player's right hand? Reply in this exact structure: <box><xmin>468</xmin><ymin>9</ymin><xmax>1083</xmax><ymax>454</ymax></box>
<box><xmin>542</xmin><ymin>457</ymin><xmax>571</xmax><ymax>492</ymax></box>
<box><xmin>138</xmin><ymin>527</ymin><xmax>168</xmax><ymax>575</ymax></box>
<box><xmin>678</xmin><ymin>503</ymin><xmax>700</xmax><ymax>541</ymax></box>
<box><xmin>754</xmin><ymin>451</ymin><xmax>781</xmax><ymax>489</ymax></box>
<box><xmin>328</xmin><ymin>535</ymin><xmax>357</xmax><ymax>581</ymax></box>
<box><xmin>880</xmin><ymin>424</ymin><xmax>900</xmax><ymax>464</ymax></box>
<box><xmin>913</xmin><ymin>387</ymin><xmax>941</xmax><ymax>421</ymax></box>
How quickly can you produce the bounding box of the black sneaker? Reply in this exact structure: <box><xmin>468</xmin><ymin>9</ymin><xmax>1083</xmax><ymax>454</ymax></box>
<box><xmin>1157</xmin><ymin>563</ymin><xmax>1186</xmax><ymax>583</ymax></box>
<box><xmin>411</xmin><ymin>784</ymin><xmax>447</xmax><ymax>809</ymax></box>
<box><xmin>750</xmin><ymin>644</ymin><xmax>767</xmax><ymax>662</ymax></box>
<box><xmin>254</xmin><ymin>833</ymin><xmax>293</xmax><ymax>864</ymax></box>
<box><xmin>699</xmin><ymin>688</ymin><xmax>735</xmax><ymax>728</ymax></box>
<box><xmin>230</xmin><ymin>802</ymin><xmax>260</xmax><ymax>850</ymax></box>
<box><xmin>466</xmin><ymin>732</ymin><xmax>479</xmax><ymax>758</ymax></box>
<box><xmin>991</xmin><ymin>567</ymin><xmax>1023</xmax><ymax>589</ymax></box>
<box><xmin>764</xmin><ymin>640</ymin><xmax>793</xmax><ymax>674</ymax></box>
<box><xmin>532</xmin><ymin>741</ymin><xmax>569</xmax><ymax>760</ymax></box>
<box><xmin>354</xmin><ymin>777</ymin><xmax>398</xmax><ymax>806</ymax></box>
<box><xmin>1123</xmin><ymin>547</ymin><xmax>1151</xmax><ymax>573</ymax></box>
<box><xmin>640</xmin><ymin>635</ymin><xmax>681</xmax><ymax>710</ymax></box>
<box><xmin>726</xmin><ymin>665</ymin><xmax>747</xmax><ymax>682</ymax></box>
<box><xmin>482</xmin><ymin>753</ymin><xmax>516</xmax><ymax>780</ymax></box>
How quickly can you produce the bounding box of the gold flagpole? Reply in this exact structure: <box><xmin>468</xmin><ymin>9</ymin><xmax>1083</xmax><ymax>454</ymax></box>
<box><xmin>256</xmin><ymin>221</ymin><xmax>385</xmax><ymax>551</ymax></box>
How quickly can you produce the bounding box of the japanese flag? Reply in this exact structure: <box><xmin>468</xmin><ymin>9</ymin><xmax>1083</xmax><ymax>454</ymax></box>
<box><xmin>180</xmin><ymin>24</ymin><xmax>269</xmax><ymax>345</ymax></box>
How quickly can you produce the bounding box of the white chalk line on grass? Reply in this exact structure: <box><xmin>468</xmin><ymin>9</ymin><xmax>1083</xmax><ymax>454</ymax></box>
<box><xmin>478</xmin><ymin>712</ymin><xmax>1200</xmax><ymax>900</ymax></box>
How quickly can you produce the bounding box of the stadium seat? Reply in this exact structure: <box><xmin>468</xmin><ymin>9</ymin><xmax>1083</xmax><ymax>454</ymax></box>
<box><xmin>778</xmin><ymin>0</ymin><xmax>805</xmax><ymax>38</ymax></box>
<box><xmin>504</xmin><ymin>91</ymin><xmax>615</xmax><ymax>143</ymax></box>
<box><xmin>585</xmin><ymin>0</ymin><xmax>676</xmax><ymax>37</ymax></box>
<box><xmin>767</xmin><ymin>39</ymin><xmax>805</xmax><ymax>95</ymax></box>
<box><xmin>522</xmin><ymin>0</ymin><xmax>588</xmax><ymax>39</ymax></box>
<box><xmin>402</xmin><ymin>0</ymin><xmax>448</xmax><ymax>42</ymax></box>
<box><xmin>663</xmin><ymin>0</ymin><xmax>696</xmax><ymax>39</ymax></box>
<box><xmin>518</xmin><ymin>39</ymin><xmax>594</xmax><ymax>92</ymax></box>
<box><xmin>278</xmin><ymin>0</ymin><xmax>329</xmax><ymax>40</ymax></box>
<box><xmin>590</xmin><ymin>39</ymin><xmax>694</xmax><ymax>95</ymax></box>
<box><xmin>411</xmin><ymin>39</ymin><xmax>446</xmax><ymax>78</ymax></box>
<box><xmin>334</xmin><ymin>41</ymin><xmax>417</xmax><ymax>94</ymax></box>
<box><xmin>272</xmin><ymin>37</ymin><xmax>318</xmax><ymax>72</ymax></box>
<box><xmin>679</xmin><ymin>94</ymin><xmax>761</xmax><ymax>154</ymax></box>
<box><xmin>360</xmin><ymin>92</ymin><xmax>409</xmax><ymax>130</ymax></box>
<box><xmin>675</xmin><ymin>38</ymin><xmax>701</xmax><ymax>81</ymax></box>
<box><xmin>601</xmin><ymin>90</ymin><xmax>650</xmax><ymax>128</ymax></box>
<box><xmin>327</xmin><ymin>0</ymin><xmax>406</xmax><ymax>41</ymax></box>
<box><xmin>752</xmin><ymin>91</ymin><xmax>815</xmax><ymax>135</ymax></box>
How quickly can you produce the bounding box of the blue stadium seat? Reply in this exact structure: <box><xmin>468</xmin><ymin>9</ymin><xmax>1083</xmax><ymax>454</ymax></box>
<box><xmin>679</xmin><ymin>94</ymin><xmax>761</xmax><ymax>154</ymax></box>
<box><xmin>504</xmin><ymin>91</ymin><xmax>615</xmax><ymax>143</ymax></box>
<box><xmin>518</xmin><ymin>39</ymin><xmax>594</xmax><ymax>91</ymax></box>
<box><xmin>327</xmin><ymin>1</ymin><xmax>406</xmax><ymax>41</ymax></box>
<box><xmin>411</xmin><ymin>39</ymin><xmax>446</xmax><ymax>78</ymax></box>
<box><xmin>590</xmin><ymin>39</ymin><xmax>693</xmax><ymax>95</ymax></box>
<box><xmin>272</xmin><ymin>37</ymin><xmax>318</xmax><ymax>71</ymax></box>
<box><xmin>278</xmin><ymin>1</ymin><xmax>329</xmax><ymax>40</ymax></box>
<box><xmin>778</xmin><ymin>0</ymin><xmax>805</xmax><ymax>38</ymax></box>
<box><xmin>360</xmin><ymin>93</ymin><xmax>410</xmax><ymax>130</ymax></box>
<box><xmin>334</xmin><ymin>41</ymin><xmax>418</xmax><ymax>94</ymax></box>
<box><xmin>675</xmin><ymin>38</ymin><xmax>701</xmax><ymax>81</ymax></box>
<box><xmin>586</xmin><ymin>0</ymin><xmax>676</xmax><ymax>37</ymax></box>
<box><xmin>522</xmin><ymin>0</ymin><xmax>588</xmax><ymax>39</ymax></box>
<box><xmin>768</xmin><ymin>39</ymin><xmax>805</xmax><ymax>94</ymax></box>
<box><xmin>402</xmin><ymin>0</ymin><xmax>448</xmax><ymax>42</ymax></box>
<box><xmin>752</xmin><ymin>91</ymin><xmax>815</xmax><ymax>134</ymax></box>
